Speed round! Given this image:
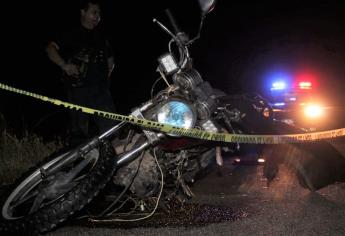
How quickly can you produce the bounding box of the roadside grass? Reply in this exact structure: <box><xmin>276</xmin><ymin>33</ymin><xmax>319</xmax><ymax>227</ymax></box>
<box><xmin>0</xmin><ymin>131</ymin><xmax>63</xmax><ymax>185</ymax></box>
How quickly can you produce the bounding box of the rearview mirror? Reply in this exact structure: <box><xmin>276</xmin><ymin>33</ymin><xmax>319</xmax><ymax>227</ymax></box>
<box><xmin>197</xmin><ymin>0</ymin><xmax>216</xmax><ymax>15</ymax></box>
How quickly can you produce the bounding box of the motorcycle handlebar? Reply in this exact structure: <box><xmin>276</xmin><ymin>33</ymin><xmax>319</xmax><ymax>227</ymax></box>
<box><xmin>153</xmin><ymin>9</ymin><xmax>191</xmax><ymax>69</ymax></box>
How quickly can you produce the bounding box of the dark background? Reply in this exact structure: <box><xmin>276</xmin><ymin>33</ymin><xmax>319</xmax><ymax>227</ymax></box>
<box><xmin>1</xmin><ymin>0</ymin><xmax>345</xmax><ymax>139</ymax></box>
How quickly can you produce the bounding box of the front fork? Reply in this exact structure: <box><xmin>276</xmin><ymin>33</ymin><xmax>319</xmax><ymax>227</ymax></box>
<box><xmin>116</xmin><ymin>133</ymin><xmax>164</xmax><ymax>166</ymax></box>
<box><xmin>92</xmin><ymin>103</ymin><xmax>164</xmax><ymax>168</ymax></box>
<box><xmin>116</xmin><ymin>105</ymin><xmax>165</xmax><ymax>166</ymax></box>
<box><xmin>40</xmin><ymin>121</ymin><xmax>127</xmax><ymax>177</ymax></box>
<box><xmin>43</xmin><ymin>101</ymin><xmax>162</xmax><ymax>176</ymax></box>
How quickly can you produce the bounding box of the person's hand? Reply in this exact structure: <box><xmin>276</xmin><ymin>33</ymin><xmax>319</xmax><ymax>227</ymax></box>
<box><xmin>61</xmin><ymin>63</ymin><xmax>79</xmax><ymax>76</ymax></box>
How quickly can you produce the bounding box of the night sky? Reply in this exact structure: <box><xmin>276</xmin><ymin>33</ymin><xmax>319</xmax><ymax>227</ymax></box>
<box><xmin>1</xmin><ymin>0</ymin><xmax>345</xmax><ymax>138</ymax></box>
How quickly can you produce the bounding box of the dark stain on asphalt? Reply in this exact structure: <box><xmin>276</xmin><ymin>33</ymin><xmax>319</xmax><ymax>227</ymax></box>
<box><xmin>71</xmin><ymin>201</ymin><xmax>249</xmax><ymax>228</ymax></box>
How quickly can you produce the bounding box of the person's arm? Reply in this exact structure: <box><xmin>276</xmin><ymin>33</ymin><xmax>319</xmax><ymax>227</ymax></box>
<box><xmin>105</xmin><ymin>39</ymin><xmax>115</xmax><ymax>78</ymax></box>
<box><xmin>45</xmin><ymin>41</ymin><xmax>79</xmax><ymax>76</ymax></box>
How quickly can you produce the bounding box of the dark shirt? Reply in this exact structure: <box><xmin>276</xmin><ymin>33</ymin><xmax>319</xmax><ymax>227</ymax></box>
<box><xmin>54</xmin><ymin>26</ymin><xmax>112</xmax><ymax>87</ymax></box>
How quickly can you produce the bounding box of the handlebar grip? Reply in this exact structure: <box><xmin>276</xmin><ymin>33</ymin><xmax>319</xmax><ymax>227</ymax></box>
<box><xmin>165</xmin><ymin>8</ymin><xmax>181</xmax><ymax>34</ymax></box>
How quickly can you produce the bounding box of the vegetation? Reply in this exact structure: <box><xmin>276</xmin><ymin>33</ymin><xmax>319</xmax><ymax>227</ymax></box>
<box><xmin>0</xmin><ymin>131</ymin><xmax>62</xmax><ymax>185</ymax></box>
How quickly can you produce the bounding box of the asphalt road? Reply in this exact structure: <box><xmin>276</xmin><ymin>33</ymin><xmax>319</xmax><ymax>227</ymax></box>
<box><xmin>48</xmin><ymin>141</ymin><xmax>345</xmax><ymax>236</ymax></box>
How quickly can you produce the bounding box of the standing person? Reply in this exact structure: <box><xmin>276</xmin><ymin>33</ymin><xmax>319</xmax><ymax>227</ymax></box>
<box><xmin>46</xmin><ymin>0</ymin><xmax>116</xmax><ymax>146</ymax></box>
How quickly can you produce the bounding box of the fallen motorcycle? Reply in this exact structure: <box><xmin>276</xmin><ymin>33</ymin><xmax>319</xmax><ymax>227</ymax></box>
<box><xmin>1</xmin><ymin>0</ymin><xmax>344</xmax><ymax>234</ymax></box>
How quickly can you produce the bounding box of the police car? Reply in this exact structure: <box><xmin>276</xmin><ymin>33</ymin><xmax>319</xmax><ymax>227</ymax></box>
<box><xmin>266</xmin><ymin>72</ymin><xmax>326</xmax><ymax>131</ymax></box>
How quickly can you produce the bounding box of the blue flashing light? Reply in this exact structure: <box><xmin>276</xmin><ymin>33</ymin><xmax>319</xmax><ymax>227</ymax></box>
<box><xmin>271</xmin><ymin>81</ymin><xmax>286</xmax><ymax>90</ymax></box>
<box><xmin>264</xmin><ymin>70</ymin><xmax>292</xmax><ymax>93</ymax></box>
<box><xmin>274</xmin><ymin>102</ymin><xmax>286</xmax><ymax>107</ymax></box>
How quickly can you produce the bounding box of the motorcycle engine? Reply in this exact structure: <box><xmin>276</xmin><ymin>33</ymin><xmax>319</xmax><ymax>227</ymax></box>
<box><xmin>173</xmin><ymin>68</ymin><xmax>217</xmax><ymax>122</ymax></box>
<box><xmin>172</xmin><ymin>68</ymin><xmax>203</xmax><ymax>90</ymax></box>
<box><xmin>113</xmin><ymin>150</ymin><xmax>160</xmax><ymax>199</ymax></box>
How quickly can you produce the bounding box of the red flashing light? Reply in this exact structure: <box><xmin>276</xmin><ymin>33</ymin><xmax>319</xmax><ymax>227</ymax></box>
<box><xmin>299</xmin><ymin>81</ymin><xmax>312</xmax><ymax>90</ymax></box>
<box><xmin>295</xmin><ymin>70</ymin><xmax>318</xmax><ymax>90</ymax></box>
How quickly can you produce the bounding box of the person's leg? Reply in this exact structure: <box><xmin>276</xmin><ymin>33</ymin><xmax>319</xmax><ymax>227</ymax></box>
<box><xmin>92</xmin><ymin>86</ymin><xmax>118</xmax><ymax>133</ymax></box>
<box><xmin>67</xmin><ymin>88</ymin><xmax>90</xmax><ymax>145</ymax></box>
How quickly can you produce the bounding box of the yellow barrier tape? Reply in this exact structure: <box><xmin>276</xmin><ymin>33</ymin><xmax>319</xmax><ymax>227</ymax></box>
<box><xmin>1</xmin><ymin>82</ymin><xmax>344</xmax><ymax>144</ymax></box>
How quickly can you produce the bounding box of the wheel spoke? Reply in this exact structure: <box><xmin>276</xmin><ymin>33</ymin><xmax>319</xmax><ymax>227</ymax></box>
<box><xmin>10</xmin><ymin>190</ymin><xmax>39</xmax><ymax>210</ymax></box>
<box><xmin>29</xmin><ymin>194</ymin><xmax>45</xmax><ymax>214</ymax></box>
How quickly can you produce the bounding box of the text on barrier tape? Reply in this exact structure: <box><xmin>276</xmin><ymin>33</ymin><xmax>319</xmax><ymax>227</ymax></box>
<box><xmin>0</xmin><ymin>82</ymin><xmax>344</xmax><ymax>144</ymax></box>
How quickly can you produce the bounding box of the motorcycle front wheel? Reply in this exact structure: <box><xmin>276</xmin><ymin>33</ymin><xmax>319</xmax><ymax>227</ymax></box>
<box><xmin>0</xmin><ymin>140</ymin><xmax>116</xmax><ymax>235</ymax></box>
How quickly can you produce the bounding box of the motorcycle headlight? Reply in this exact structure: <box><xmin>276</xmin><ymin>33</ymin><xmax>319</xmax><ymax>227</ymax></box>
<box><xmin>157</xmin><ymin>101</ymin><xmax>196</xmax><ymax>129</ymax></box>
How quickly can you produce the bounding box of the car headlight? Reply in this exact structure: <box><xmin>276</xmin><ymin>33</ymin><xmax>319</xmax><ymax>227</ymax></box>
<box><xmin>157</xmin><ymin>100</ymin><xmax>196</xmax><ymax>129</ymax></box>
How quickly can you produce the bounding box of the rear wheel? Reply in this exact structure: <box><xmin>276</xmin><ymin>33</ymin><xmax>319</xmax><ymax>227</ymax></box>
<box><xmin>0</xmin><ymin>140</ymin><xmax>116</xmax><ymax>234</ymax></box>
